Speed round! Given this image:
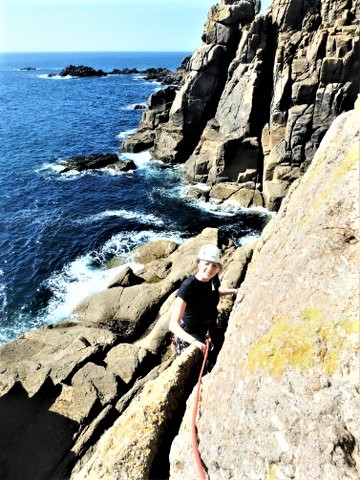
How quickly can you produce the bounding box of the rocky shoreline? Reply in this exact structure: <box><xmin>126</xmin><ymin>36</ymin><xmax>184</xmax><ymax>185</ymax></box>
<box><xmin>0</xmin><ymin>227</ymin><xmax>248</xmax><ymax>479</ymax></box>
<box><xmin>1</xmin><ymin>99</ymin><xmax>358</xmax><ymax>479</ymax></box>
<box><xmin>0</xmin><ymin>1</ymin><xmax>359</xmax><ymax>479</ymax></box>
<box><xmin>46</xmin><ymin>59</ymin><xmax>190</xmax><ymax>86</ymax></box>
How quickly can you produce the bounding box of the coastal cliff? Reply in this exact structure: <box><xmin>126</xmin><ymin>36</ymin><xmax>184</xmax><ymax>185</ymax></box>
<box><xmin>122</xmin><ymin>0</ymin><xmax>359</xmax><ymax>211</ymax></box>
<box><xmin>0</xmin><ymin>1</ymin><xmax>359</xmax><ymax>480</ymax></box>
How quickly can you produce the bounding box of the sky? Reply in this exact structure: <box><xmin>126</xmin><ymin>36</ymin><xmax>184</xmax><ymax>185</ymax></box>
<box><xmin>0</xmin><ymin>0</ymin><xmax>272</xmax><ymax>53</ymax></box>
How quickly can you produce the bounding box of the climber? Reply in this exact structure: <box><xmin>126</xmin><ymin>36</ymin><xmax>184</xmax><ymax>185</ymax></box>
<box><xmin>169</xmin><ymin>244</ymin><xmax>238</xmax><ymax>358</ymax></box>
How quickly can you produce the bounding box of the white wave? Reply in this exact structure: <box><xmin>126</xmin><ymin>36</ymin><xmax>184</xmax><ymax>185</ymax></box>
<box><xmin>121</xmin><ymin>103</ymin><xmax>147</xmax><ymax>111</ymax></box>
<box><xmin>98</xmin><ymin>229</ymin><xmax>184</xmax><ymax>262</ymax></box>
<box><xmin>117</xmin><ymin>128</ymin><xmax>137</xmax><ymax>140</ymax></box>
<box><xmin>74</xmin><ymin>209</ymin><xmax>165</xmax><ymax>227</ymax></box>
<box><xmin>250</xmin><ymin>205</ymin><xmax>275</xmax><ymax>216</ymax></box>
<box><xmin>0</xmin><ymin>269</ymin><xmax>7</xmax><ymax>311</ymax></box>
<box><xmin>43</xmin><ymin>256</ymin><xmax>124</xmax><ymax>322</ymax></box>
<box><xmin>40</xmin><ymin>229</ymin><xmax>184</xmax><ymax>323</ymax></box>
<box><xmin>37</xmin><ymin>160</ymin><xmax>136</xmax><ymax>179</ymax></box>
<box><xmin>98</xmin><ymin>166</ymin><xmax>135</xmax><ymax>176</ymax></box>
<box><xmin>58</xmin><ymin>169</ymin><xmax>88</xmax><ymax>180</ymax></box>
<box><xmin>133</xmin><ymin>75</ymin><xmax>148</xmax><ymax>81</ymax></box>
<box><xmin>194</xmin><ymin>183</ymin><xmax>211</xmax><ymax>192</ymax></box>
<box><xmin>197</xmin><ymin>200</ymin><xmax>238</xmax><ymax>217</ymax></box>
<box><xmin>178</xmin><ymin>184</ymin><xmax>274</xmax><ymax>218</ymax></box>
<box><xmin>178</xmin><ymin>189</ymin><xmax>238</xmax><ymax>217</ymax></box>
<box><xmin>197</xmin><ymin>199</ymin><xmax>273</xmax><ymax>218</ymax></box>
<box><xmin>119</xmin><ymin>150</ymin><xmax>153</xmax><ymax>168</ymax></box>
<box><xmin>38</xmin><ymin>74</ymin><xmax>73</xmax><ymax>80</ymax></box>
<box><xmin>239</xmin><ymin>233</ymin><xmax>261</xmax><ymax>246</ymax></box>
<box><xmin>36</xmin><ymin>162</ymin><xmax>64</xmax><ymax>175</ymax></box>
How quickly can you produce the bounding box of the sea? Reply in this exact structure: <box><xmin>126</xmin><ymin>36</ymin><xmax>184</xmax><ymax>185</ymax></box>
<box><xmin>0</xmin><ymin>51</ymin><xmax>270</xmax><ymax>345</ymax></box>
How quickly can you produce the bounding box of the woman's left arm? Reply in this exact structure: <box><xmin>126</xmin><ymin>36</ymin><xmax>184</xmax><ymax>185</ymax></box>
<box><xmin>219</xmin><ymin>287</ymin><xmax>239</xmax><ymax>297</ymax></box>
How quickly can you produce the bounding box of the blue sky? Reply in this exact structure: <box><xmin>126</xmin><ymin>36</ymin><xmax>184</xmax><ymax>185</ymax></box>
<box><xmin>1</xmin><ymin>0</ymin><xmax>272</xmax><ymax>53</ymax></box>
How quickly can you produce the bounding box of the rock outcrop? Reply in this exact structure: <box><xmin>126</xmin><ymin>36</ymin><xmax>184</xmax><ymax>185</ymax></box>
<box><xmin>121</xmin><ymin>0</ymin><xmax>359</xmax><ymax>211</ymax></box>
<box><xmin>169</xmin><ymin>96</ymin><xmax>360</xmax><ymax>479</ymax></box>
<box><xmin>57</xmin><ymin>65</ymin><xmax>107</xmax><ymax>77</ymax></box>
<box><xmin>121</xmin><ymin>86</ymin><xmax>179</xmax><ymax>153</ymax></box>
<box><xmin>49</xmin><ymin>63</ymin><xmax>189</xmax><ymax>85</ymax></box>
<box><xmin>59</xmin><ymin>153</ymin><xmax>136</xmax><ymax>173</ymax></box>
<box><xmin>0</xmin><ymin>228</ymin><xmax>246</xmax><ymax>480</ymax></box>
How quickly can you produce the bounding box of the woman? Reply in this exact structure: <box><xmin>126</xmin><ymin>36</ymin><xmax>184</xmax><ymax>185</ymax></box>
<box><xmin>169</xmin><ymin>244</ymin><xmax>238</xmax><ymax>355</ymax></box>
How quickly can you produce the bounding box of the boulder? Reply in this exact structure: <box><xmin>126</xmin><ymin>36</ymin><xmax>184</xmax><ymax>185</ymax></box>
<box><xmin>74</xmin><ymin>282</ymin><xmax>173</xmax><ymax>340</ymax></box>
<box><xmin>0</xmin><ymin>325</ymin><xmax>117</xmax><ymax>397</ymax></box>
<box><xmin>105</xmin><ymin>344</ymin><xmax>150</xmax><ymax>385</ymax></box>
<box><xmin>71</xmin><ymin>363</ymin><xmax>118</xmax><ymax>407</ymax></box>
<box><xmin>59</xmin><ymin>153</ymin><xmax>136</xmax><ymax>173</ymax></box>
<box><xmin>107</xmin><ymin>266</ymin><xmax>144</xmax><ymax>288</ymax></box>
<box><xmin>209</xmin><ymin>181</ymin><xmax>264</xmax><ymax>208</ymax></box>
<box><xmin>128</xmin><ymin>239</ymin><xmax>179</xmax><ymax>264</ymax></box>
<box><xmin>136</xmin><ymin>290</ymin><xmax>178</xmax><ymax>355</ymax></box>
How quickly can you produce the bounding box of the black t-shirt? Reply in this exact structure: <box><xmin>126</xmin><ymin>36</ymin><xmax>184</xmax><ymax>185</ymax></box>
<box><xmin>177</xmin><ymin>274</ymin><xmax>220</xmax><ymax>338</ymax></box>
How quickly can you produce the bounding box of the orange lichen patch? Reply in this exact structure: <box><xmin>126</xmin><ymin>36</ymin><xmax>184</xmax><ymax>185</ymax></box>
<box><xmin>246</xmin><ymin>309</ymin><xmax>358</xmax><ymax>376</ymax></box>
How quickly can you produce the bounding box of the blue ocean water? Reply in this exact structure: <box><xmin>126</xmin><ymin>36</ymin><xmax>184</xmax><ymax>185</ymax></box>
<box><xmin>0</xmin><ymin>51</ymin><xmax>269</xmax><ymax>345</ymax></box>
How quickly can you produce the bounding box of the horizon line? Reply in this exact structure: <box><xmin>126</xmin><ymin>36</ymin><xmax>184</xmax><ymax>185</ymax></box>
<box><xmin>0</xmin><ymin>49</ymin><xmax>194</xmax><ymax>54</ymax></box>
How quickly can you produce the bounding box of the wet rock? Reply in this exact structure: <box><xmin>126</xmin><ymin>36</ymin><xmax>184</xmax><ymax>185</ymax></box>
<box><xmin>59</xmin><ymin>153</ymin><xmax>136</xmax><ymax>173</ymax></box>
<box><xmin>58</xmin><ymin>65</ymin><xmax>107</xmax><ymax>77</ymax></box>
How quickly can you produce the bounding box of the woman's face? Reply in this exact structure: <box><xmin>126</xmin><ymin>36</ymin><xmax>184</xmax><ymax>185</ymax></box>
<box><xmin>197</xmin><ymin>259</ymin><xmax>220</xmax><ymax>281</ymax></box>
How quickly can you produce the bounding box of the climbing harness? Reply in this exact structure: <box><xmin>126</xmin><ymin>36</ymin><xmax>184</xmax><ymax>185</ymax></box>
<box><xmin>191</xmin><ymin>332</ymin><xmax>211</xmax><ymax>480</ymax></box>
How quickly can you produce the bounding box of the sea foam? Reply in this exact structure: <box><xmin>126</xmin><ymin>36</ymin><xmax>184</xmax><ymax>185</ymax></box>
<box><xmin>74</xmin><ymin>209</ymin><xmax>164</xmax><ymax>227</ymax></box>
<box><xmin>40</xmin><ymin>228</ymin><xmax>184</xmax><ymax>324</ymax></box>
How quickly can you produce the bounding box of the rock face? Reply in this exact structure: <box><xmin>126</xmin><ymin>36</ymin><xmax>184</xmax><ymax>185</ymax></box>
<box><xmin>121</xmin><ymin>0</ymin><xmax>359</xmax><ymax>211</ymax></box>
<box><xmin>59</xmin><ymin>153</ymin><xmax>136</xmax><ymax>173</ymax></box>
<box><xmin>169</xmin><ymin>99</ymin><xmax>360</xmax><ymax>479</ymax></box>
<box><xmin>121</xmin><ymin>86</ymin><xmax>179</xmax><ymax>153</ymax></box>
<box><xmin>1</xmin><ymin>103</ymin><xmax>357</xmax><ymax>480</ymax></box>
<box><xmin>0</xmin><ymin>228</ymin><xmax>246</xmax><ymax>480</ymax></box>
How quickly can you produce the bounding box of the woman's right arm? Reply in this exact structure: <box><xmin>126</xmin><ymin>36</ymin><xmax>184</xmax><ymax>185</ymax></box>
<box><xmin>169</xmin><ymin>297</ymin><xmax>205</xmax><ymax>351</ymax></box>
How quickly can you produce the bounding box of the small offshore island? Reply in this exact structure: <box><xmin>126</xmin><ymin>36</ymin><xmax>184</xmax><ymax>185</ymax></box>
<box><xmin>0</xmin><ymin>1</ymin><xmax>359</xmax><ymax>479</ymax></box>
<box><xmin>46</xmin><ymin>61</ymin><xmax>188</xmax><ymax>85</ymax></box>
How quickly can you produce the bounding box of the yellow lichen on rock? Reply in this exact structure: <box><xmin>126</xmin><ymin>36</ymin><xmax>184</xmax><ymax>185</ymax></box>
<box><xmin>246</xmin><ymin>309</ymin><xmax>358</xmax><ymax>376</ymax></box>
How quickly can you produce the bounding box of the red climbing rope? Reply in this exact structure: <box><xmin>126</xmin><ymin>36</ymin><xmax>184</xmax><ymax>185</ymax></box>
<box><xmin>191</xmin><ymin>334</ymin><xmax>210</xmax><ymax>480</ymax></box>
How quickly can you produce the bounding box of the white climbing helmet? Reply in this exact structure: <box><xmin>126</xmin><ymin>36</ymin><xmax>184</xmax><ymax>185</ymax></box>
<box><xmin>197</xmin><ymin>244</ymin><xmax>222</xmax><ymax>265</ymax></box>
